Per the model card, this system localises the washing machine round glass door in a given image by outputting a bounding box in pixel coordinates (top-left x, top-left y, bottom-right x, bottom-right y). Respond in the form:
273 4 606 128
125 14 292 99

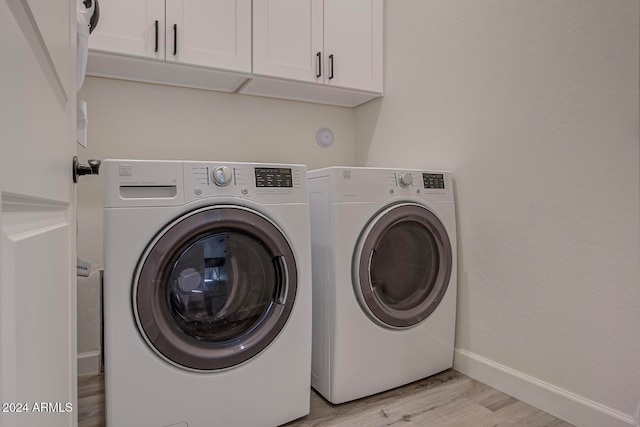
133 206 297 371
354 203 452 328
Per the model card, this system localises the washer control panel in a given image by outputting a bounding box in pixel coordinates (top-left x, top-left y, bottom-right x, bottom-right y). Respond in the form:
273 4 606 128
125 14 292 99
254 167 293 188
184 161 306 203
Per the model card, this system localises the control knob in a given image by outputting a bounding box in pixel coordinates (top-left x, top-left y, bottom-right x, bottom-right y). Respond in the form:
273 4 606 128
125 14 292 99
212 166 232 187
398 172 413 188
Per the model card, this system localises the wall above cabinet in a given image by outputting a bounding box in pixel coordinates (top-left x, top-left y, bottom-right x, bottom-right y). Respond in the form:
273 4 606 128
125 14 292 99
86 0 383 108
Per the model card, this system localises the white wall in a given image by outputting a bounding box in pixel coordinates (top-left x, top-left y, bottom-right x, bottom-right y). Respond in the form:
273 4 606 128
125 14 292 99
76 76 356 374
355 1 639 426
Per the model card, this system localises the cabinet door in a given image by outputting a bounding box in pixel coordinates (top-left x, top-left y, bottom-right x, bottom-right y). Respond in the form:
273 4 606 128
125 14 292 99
166 0 251 73
89 0 165 60
253 0 323 83
323 0 383 92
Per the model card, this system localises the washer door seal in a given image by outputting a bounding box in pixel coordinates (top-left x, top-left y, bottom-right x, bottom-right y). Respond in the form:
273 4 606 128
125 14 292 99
354 203 452 328
134 206 297 371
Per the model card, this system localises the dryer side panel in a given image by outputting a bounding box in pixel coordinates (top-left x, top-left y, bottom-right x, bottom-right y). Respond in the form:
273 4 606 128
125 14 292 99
308 175 332 397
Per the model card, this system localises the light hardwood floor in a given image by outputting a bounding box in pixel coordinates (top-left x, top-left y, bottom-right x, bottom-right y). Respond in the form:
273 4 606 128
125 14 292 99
78 369 573 427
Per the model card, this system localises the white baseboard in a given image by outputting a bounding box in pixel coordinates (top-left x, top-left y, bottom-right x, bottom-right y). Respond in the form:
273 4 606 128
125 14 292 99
454 348 633 427
77 351 101 376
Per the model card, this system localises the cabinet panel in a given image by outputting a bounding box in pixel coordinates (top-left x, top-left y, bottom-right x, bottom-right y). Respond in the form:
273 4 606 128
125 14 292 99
89 0 165 60
240 76 379 107
166 0 251 72
253 0 323 83
323 0 382 92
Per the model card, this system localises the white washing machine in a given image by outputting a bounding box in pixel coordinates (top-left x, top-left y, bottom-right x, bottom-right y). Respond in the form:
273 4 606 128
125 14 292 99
103 160 312 427
307 167 457 404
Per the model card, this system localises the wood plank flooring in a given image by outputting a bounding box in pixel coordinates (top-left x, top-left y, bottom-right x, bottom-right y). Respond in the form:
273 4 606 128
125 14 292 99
78 369 573 427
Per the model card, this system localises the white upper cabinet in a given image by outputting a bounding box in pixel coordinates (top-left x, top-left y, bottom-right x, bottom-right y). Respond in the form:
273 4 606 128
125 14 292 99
89 0 165 60
323 0 382 92
165 0 251 72
252 0 382 93
252 0 323 83
87 0 383 106
89 0 250 72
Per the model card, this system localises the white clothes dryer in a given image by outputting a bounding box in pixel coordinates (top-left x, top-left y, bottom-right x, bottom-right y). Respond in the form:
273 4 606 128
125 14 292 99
307 167 457 404
103 160 312 427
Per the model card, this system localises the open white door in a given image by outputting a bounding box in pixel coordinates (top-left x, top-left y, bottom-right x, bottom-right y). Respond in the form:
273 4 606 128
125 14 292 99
1 0 77 426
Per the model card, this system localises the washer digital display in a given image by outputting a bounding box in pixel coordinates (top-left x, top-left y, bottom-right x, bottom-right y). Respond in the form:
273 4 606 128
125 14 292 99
255 168 293 188
422 173 445 189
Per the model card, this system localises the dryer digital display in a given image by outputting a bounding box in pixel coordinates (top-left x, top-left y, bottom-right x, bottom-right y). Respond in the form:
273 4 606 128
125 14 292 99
255 168 293 188
422 173 445 189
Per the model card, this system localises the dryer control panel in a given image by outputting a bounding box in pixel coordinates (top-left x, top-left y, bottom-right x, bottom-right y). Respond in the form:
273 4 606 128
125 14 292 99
422 173 446 189
308 167 454 203
183 161 307 204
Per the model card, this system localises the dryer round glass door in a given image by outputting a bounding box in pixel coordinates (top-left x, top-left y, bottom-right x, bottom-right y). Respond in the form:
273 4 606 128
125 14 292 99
353 203 452 328
133 206 297 371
